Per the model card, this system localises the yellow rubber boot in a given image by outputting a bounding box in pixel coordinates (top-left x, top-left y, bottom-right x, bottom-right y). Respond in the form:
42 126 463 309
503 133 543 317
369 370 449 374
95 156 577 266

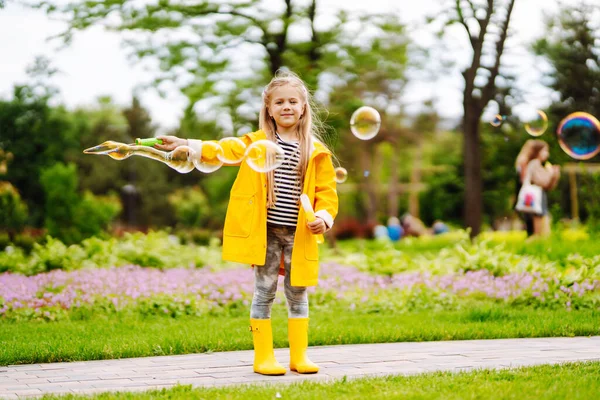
288 318 319 374
250 319 286 375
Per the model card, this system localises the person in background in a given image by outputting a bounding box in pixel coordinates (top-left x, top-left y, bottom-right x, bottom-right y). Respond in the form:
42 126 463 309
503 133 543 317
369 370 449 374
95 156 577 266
514 139 561 237
400 213 448 237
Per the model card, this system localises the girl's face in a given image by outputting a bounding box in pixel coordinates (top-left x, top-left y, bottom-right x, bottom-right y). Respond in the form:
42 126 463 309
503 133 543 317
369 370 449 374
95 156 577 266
268 85 305 131
538 147 549 162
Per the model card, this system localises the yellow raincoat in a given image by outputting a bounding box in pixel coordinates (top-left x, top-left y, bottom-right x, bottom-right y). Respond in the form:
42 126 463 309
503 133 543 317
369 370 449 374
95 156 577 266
188 130 338 286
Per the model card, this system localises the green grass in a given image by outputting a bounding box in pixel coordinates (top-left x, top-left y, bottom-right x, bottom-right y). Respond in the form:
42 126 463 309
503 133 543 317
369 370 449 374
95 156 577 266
2 303 599 366
40 362 600 399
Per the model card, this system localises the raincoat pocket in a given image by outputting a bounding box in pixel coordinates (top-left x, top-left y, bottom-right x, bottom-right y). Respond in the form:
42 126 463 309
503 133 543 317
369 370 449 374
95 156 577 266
224 194 255 238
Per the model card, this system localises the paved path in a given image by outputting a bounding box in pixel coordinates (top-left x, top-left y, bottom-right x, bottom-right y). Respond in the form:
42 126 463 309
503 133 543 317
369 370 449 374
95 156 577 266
2 336 600 399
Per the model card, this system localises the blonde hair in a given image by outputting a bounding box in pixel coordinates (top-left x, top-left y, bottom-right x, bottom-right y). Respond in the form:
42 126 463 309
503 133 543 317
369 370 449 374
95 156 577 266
515 139 549 177
259 70 332 208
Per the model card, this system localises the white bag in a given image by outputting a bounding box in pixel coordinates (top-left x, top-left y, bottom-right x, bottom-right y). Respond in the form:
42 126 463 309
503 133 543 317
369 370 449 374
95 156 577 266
515 163 543 215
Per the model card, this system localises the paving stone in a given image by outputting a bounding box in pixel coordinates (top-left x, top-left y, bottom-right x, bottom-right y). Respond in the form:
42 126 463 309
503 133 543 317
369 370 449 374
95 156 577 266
1 336 599 399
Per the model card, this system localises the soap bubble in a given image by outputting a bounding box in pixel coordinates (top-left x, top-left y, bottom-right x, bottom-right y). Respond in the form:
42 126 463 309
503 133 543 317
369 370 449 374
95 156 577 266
217 137 247 164
245 140 286 173
557 112 600 160
524 110 549 137
514 105 548 137
168 145 197 173
192 141 224 173
490 114 506 127
350 106 381 140
335 167 348 183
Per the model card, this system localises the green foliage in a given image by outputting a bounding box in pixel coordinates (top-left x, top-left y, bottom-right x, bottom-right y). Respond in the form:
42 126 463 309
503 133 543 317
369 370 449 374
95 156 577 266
40 163 121 244
0 182 28 237
531 2 600 225
419 131 464 226
0 231 224 275
40 162 81 243
70 97 178 228
0 87 77 225
334 230 600 285
533 2 600 122
74 191 122 238
168 186 210 228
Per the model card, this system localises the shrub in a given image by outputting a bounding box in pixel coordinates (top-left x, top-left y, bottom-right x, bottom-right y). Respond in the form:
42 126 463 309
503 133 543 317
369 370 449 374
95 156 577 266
168 186 210 228
73 191 122 239
0 181 28 239
40 163 121 244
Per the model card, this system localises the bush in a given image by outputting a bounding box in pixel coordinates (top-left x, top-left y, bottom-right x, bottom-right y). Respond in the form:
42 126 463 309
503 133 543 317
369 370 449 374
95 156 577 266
40 163 121 244
73 191 122 239
0 230 224 275
0 181 29 239
40 163 82 244
0 232 10 250
12 233 37 254
168 186 210 228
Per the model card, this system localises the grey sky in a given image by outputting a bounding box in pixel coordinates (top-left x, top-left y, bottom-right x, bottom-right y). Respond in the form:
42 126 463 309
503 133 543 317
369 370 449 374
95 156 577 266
0 0 577 132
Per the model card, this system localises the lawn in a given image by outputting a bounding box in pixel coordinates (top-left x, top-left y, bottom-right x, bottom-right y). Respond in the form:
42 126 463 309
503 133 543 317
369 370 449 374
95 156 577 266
38 362 600 400
2 303 598 365
1 229 599 366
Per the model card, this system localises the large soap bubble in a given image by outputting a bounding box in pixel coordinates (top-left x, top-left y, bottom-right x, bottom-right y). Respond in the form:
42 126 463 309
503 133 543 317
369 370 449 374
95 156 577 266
350 106 381 140
524 110 549 137
514 105 548 137
245 140 286 173
557 112 600 160
192 141 224 173
217 137 247 164
167 145 197 173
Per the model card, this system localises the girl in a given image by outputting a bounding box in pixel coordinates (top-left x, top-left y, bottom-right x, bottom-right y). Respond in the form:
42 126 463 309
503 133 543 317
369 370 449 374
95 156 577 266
155 71 338 376
515 139 561 237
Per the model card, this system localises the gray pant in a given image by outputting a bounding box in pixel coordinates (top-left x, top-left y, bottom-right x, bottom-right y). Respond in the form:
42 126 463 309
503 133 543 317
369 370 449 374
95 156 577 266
250 224 309 319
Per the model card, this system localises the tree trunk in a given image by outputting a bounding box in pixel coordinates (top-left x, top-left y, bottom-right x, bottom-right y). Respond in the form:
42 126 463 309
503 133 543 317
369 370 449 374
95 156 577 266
463 107 483 237
388 141 400 218
409 140 423 218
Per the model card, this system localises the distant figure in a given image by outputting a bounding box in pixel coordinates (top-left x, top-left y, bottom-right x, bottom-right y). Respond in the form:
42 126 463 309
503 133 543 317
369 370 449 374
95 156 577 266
514 139 561 237
386 216 403 241
400 213 448 237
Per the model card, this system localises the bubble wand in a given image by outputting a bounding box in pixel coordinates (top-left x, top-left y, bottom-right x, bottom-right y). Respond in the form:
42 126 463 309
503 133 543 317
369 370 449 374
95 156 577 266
300 194 324 244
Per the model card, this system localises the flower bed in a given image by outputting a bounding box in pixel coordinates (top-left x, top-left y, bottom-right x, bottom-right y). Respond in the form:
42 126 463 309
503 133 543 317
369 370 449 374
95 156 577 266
2 262 598 321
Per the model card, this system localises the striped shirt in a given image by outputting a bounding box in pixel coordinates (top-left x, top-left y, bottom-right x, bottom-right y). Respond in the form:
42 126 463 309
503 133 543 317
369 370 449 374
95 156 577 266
267 133 302 227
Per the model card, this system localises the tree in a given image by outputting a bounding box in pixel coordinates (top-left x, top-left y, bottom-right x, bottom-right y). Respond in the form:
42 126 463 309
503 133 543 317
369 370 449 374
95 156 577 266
532 1 600 223
533 2 600 122
435 0 517 236
71 97 178 228
0 182 29 241
0 58 78 225
35 0 344 134
40 162 121 244
320 15 411 223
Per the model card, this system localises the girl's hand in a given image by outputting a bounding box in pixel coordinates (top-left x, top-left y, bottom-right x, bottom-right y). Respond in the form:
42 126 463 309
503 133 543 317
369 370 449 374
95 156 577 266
307 217 327 234
155 135 187 151
553 165 561 178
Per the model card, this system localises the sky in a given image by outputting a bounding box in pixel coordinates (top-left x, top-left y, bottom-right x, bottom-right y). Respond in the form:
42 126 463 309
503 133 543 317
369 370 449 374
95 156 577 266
0 0 576 133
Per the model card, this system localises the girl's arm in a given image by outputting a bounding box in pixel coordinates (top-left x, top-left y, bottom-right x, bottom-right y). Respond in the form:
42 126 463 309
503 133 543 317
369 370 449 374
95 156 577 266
547 166 561 191
529 159 555 190
183 132 260 166
313 153 338 230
